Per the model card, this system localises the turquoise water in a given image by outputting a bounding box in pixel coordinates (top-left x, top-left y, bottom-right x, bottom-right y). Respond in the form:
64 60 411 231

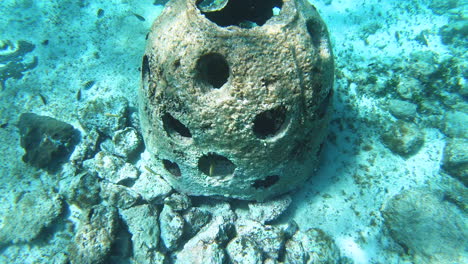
0 0 466 263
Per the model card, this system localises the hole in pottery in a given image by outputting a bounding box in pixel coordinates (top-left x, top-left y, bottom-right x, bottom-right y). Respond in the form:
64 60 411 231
142 55 150 89
196 53 229 88
306 19 324 48
198 153 236 177
253 106 286 139
162 159 181 177
162 113 192 139
196 0 283 28
252 175 279 189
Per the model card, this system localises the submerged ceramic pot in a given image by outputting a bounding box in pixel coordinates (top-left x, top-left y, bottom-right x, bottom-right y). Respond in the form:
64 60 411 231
139 0 334 201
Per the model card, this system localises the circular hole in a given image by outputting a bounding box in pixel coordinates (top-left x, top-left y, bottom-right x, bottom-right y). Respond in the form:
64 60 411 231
196 53 229 88
142 55 150 89
162 159 181 177
162 113 192 139
252 106 286 139
198 153 236 177
252 175 279 189
173 59 181 69
196 0 283 28
306 19 323 48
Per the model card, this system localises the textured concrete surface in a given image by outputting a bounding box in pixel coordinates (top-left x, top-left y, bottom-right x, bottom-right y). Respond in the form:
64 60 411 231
139 0 334 201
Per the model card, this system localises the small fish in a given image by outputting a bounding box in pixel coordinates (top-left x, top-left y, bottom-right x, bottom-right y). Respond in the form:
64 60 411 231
83 80 95 90
97 8 104 18
145 165 158 175
133 13 146 22
76 88 82 101
38 94 47 105
209 162 214 176
104 113 120 118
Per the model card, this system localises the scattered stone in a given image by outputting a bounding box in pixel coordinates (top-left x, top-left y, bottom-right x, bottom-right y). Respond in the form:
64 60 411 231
0 190 63 246
177 205 235 262
90 151 138 185
263 258 278 264
159 204 184 251
112 127 142 159
383 188 468 264
387 99 417 121
120 204 161 264
18 113 80 171
381 121 424 157
227 236 263 264
182 207 212 238
70 205 119 264
164 192 192 211
61 172 101 209
439 21 468 45
100 181 140 209
236 219 285 260
428 0 458 15
284 237 307 264
248 194 292 224
132 170 172 203
195 214 235 245
396 77 423 100
175 239 227 264
78 96 129 136
442 138 468 185
277 220 299 239
101 127 143 160
442 111 468 138
301 228 343 263
69 129 101 165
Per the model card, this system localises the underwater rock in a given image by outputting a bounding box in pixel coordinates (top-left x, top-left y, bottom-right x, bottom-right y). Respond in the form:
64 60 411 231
164 192 192 211
78 96 129 137
285 228 343 264
442 111 468 138
159 204 184 251
175 209 235 264
89 151 139 184
0 190 62 247
381 121 424 157
0 40 38 88
248 194 292 224
427 0 459 15
182 207 212 238
69 129 101 165
101 127 143 160
396 77 423 100
442 138 468 185
236 219 285 260
100 181 140 209
18 113 80 171
175 239 227 264
439 21 468 45
120 204 161 263
139 0 334 201
226 236 263 264
383 188 468 264
60 172 101 209
301 228 343 263
71 205 119 264
284 237 307 264
131 169 172 203
387 99 417 121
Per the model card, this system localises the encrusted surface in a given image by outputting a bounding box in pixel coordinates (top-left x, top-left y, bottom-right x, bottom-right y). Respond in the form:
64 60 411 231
139 0 334 201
